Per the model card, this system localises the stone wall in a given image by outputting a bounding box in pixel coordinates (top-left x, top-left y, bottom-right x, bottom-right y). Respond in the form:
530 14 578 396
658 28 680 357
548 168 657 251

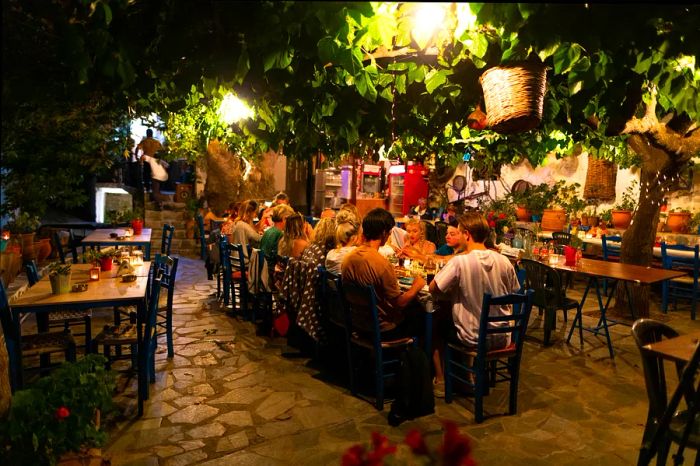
202 141 279 214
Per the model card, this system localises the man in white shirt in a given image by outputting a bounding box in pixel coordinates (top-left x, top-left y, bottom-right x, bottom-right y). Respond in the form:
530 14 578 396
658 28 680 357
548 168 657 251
137 129 168 209
429 212 519 394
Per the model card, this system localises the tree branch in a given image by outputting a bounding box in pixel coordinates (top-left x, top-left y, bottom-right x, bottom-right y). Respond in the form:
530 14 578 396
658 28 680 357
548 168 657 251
622 84 700 156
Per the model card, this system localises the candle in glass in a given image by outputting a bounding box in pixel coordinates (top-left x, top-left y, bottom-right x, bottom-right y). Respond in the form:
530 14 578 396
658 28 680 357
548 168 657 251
89 265 101 281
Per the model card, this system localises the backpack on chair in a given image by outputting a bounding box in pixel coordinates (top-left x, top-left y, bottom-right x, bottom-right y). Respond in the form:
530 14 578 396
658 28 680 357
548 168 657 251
388 346 434 426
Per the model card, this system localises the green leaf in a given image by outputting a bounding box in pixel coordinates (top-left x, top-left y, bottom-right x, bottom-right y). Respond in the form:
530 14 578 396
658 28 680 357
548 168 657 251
101 1 112 25
235 50 250 85
408 64 425 83
466 33 489 59
317 37 338 65
553 43 582 75
425 69 447 94
538 43 559 63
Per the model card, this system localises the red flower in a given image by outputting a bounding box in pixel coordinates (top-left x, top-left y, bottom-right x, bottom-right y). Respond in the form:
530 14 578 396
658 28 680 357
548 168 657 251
366 432 396 463
342 445 366 466
498 213 506 219
440 420 475 466
405 429 429 455
487 212 494 220
488 220 496 228
55 406 70 420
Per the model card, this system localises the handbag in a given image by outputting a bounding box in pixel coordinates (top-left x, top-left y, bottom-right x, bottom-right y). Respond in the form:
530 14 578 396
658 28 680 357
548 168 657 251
272 312 289 337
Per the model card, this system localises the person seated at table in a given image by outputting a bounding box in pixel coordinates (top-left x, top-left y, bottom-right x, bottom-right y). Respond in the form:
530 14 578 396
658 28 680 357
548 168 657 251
409 197 431 219
300 217 337 266
224 201 239 218
273 192 289 206
261 204 295 270
342 208 426 339
429 212 520 381
339 203 361 222
278 213 309 259
433 220 466 258
442 204 458 224
231 200 264 263
389 218 436 262
325 217 361 274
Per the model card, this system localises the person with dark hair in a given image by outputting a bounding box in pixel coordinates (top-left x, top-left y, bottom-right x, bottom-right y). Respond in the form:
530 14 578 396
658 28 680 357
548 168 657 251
429 212 519 348
261 204 295 271
137 128 168 209
342 208 426 337
231 199 263 264
273 192 289 205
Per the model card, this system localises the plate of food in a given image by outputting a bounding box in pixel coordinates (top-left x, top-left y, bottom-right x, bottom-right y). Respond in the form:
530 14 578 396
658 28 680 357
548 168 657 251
71 283 89 292
398 276 414 286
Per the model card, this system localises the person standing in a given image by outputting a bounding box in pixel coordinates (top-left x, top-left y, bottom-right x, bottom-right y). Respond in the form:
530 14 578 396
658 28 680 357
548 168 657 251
137 129 168 209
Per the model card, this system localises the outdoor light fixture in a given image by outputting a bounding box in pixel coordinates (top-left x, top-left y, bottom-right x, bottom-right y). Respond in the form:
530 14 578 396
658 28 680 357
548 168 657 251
218 93 253 125
412 3 447 48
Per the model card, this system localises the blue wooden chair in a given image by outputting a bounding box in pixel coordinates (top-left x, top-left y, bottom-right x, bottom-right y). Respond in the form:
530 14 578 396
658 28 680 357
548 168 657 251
342 281 419 410
24 261 92 349
0 280 77 391
601 234 622 294
153 254 179 358
661 242 700 320
444 290 534 423
52 230 80 264
160 224 175 255
217 235 230 305
228 243 250 319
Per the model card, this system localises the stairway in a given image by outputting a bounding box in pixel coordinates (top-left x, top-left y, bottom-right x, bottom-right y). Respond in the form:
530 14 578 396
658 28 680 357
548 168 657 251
144 192 200 258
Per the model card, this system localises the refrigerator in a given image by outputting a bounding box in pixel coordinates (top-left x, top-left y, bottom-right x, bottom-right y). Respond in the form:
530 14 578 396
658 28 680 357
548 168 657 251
313 168 343 214
388 162 429 216
361 164 382 194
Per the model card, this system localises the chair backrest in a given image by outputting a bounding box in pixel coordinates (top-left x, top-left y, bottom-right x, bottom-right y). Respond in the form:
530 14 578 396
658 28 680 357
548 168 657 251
422 221 438 246
318 265 347 328
601 234 622 261
342 281 384 349
520 259 567 310
52 230 78 264
154 253 179 309
475 290 534 362
434 221 448 248
161 224 175 255
551 231 571 246
631 319 683 423
228 243 248 287
25 260 40 286
661 242 700 278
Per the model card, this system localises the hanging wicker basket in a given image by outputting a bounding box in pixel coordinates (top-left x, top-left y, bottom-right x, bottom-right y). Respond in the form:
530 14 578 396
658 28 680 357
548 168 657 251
583 155 617 201
479 62 547 134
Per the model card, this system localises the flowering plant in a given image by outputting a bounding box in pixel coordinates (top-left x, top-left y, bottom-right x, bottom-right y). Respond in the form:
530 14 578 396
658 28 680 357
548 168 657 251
0 355 116 465
342 420 476 466
479 198 516 237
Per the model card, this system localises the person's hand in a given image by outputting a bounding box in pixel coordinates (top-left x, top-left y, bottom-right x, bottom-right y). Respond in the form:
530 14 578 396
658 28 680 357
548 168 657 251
412 275 427 289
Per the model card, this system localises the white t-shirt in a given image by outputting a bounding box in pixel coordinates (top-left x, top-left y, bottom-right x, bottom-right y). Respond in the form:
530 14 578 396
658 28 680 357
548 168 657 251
325 246 356 275
433 249 520 345
142 155 168 182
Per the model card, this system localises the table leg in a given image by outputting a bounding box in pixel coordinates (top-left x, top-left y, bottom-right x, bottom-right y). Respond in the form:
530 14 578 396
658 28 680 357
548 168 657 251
567 277 594 345
567 277 616 358
144 243 151 261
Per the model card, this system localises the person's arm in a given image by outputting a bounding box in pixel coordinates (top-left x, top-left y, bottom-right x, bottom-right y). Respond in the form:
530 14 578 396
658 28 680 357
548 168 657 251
393 275 426 308
429 258 458 295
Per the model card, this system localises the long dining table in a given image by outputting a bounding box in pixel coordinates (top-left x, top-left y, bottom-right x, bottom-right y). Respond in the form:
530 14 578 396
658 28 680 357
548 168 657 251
543 257 687 358
11 262 151 412
82 228 153 260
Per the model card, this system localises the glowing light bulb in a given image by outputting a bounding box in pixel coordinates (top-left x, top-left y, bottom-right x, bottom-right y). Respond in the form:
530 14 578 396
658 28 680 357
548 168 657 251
412 3 447 49
218 93 254 125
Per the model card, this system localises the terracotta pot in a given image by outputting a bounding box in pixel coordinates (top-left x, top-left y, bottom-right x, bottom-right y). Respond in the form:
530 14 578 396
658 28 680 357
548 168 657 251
541 209 567 232
515 205 532 222
99 256 113 271
35 238 52 263
20 232 36 261
667 212 691 233
131 219 143 235
611 210 633 229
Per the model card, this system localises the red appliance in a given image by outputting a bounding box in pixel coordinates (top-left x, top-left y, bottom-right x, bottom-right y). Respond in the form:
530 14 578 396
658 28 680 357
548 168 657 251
361 164 381 194
388 162 429 215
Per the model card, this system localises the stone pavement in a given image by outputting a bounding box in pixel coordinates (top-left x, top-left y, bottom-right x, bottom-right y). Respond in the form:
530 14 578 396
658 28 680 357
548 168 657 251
100 257 700 465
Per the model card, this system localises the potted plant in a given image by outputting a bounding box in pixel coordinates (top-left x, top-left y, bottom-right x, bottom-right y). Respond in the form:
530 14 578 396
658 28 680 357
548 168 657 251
6 212 41 261
551 182 586 228
523 183 553 222
0 355 116 465
667 207 692 233
612 180 637 229
96 250 117 272
507 190 532 222
600 208 613 228
689 210 700 235
479 197 516 241
47 261 72 294
126 208 145 236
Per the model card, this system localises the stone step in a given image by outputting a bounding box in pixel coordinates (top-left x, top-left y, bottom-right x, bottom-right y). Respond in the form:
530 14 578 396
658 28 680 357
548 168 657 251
145 210 188 223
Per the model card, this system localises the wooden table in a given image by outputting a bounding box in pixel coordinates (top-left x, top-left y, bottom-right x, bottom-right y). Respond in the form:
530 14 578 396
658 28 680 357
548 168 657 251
11 263 151 412
644 331 700 363
82 228 153 260
547 258 687 358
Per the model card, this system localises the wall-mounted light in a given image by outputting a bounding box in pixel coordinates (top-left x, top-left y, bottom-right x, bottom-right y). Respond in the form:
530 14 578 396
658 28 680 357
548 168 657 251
412 3 447 49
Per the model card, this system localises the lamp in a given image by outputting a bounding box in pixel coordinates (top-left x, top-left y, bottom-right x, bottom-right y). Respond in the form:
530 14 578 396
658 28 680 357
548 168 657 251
89 265 101 281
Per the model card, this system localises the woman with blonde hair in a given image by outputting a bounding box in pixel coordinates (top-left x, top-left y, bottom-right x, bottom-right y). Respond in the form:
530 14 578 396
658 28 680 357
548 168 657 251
325 218 360 274
390 218 436 261
301 217 337 266
278 213 309 259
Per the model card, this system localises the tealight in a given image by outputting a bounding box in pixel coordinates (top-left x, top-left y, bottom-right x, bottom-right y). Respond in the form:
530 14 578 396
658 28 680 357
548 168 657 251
89 265 101 281
132 250 144 265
